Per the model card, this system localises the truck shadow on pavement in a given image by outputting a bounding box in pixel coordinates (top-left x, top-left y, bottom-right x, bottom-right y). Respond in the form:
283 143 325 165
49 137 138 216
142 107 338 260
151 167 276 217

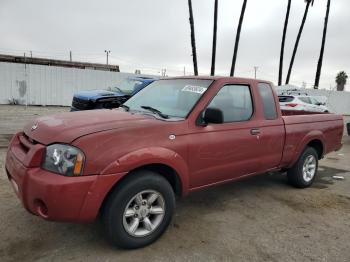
312 166 349 189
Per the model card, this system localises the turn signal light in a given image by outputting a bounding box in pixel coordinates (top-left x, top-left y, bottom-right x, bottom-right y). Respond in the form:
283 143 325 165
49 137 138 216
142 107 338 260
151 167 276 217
73 153 84 175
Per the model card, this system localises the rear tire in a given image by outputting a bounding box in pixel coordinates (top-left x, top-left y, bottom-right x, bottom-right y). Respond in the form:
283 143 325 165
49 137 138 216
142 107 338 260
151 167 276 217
102 170 175 249
287 147 318 188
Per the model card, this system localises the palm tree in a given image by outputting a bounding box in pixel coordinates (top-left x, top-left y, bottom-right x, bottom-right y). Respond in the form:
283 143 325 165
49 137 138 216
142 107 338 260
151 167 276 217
230 0 248 77
314 0 331 89
211 0 219 76
336 71 348 91
278 0 292 86
188 0 198 76
285 0 314 84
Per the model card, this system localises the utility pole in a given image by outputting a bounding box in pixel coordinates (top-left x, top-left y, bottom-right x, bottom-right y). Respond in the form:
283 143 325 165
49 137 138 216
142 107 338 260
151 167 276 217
184 66 186 76
254 66 259 79
69 51 72 62
30 51 32 58
104 50 111 65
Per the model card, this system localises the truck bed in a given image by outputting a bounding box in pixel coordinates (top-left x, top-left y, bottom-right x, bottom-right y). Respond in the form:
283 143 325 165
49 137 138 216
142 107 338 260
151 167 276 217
280 112 344 168
281 110 327 116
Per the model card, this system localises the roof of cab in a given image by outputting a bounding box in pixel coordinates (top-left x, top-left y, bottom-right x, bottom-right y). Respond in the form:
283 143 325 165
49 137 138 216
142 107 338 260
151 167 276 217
162 76 273 86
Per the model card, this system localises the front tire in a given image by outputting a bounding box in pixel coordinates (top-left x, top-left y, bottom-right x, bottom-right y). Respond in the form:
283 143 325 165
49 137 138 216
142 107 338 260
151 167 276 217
287 147 318 188
102 170 175 249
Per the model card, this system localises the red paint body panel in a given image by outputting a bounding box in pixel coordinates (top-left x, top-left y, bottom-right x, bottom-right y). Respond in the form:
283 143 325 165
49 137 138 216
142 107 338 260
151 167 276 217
6 145 127 222
5 77 344 223
281 114 344 167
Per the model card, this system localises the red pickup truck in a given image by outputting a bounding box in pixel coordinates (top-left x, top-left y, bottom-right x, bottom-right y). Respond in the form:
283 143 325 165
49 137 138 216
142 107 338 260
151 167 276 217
5 77 343 249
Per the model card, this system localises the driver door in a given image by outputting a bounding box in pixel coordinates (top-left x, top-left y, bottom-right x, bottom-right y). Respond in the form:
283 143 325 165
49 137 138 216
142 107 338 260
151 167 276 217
187 84 262 188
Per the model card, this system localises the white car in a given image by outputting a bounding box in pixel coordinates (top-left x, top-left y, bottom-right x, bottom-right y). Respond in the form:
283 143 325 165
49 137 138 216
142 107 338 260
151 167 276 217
279 95 329 113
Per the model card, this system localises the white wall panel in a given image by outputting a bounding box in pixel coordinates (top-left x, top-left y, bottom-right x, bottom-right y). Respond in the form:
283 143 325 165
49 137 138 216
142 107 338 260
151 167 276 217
0 62 146 106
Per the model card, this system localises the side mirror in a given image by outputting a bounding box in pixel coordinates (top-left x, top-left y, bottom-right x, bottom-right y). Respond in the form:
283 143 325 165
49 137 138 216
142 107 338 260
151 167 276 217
202 107 224 125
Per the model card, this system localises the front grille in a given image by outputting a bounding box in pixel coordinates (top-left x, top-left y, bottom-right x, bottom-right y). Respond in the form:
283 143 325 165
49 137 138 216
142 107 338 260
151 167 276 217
97 97 125 109
72 97 90 110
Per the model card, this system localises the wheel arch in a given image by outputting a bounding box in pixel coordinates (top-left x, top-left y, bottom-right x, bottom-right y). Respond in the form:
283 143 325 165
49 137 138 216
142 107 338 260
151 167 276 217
288 131 325 168
307 139 324 160
98 147 190 218
99 162 184 219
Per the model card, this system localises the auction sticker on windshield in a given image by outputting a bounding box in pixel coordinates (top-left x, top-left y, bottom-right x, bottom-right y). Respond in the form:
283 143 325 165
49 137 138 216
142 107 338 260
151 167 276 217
181 85 207 94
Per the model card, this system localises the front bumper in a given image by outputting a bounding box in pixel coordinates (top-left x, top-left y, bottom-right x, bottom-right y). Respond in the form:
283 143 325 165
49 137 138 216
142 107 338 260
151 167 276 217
5 133 126 222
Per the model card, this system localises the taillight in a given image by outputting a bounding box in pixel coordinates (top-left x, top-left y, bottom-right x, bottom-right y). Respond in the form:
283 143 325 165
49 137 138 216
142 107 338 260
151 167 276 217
286 103 298 107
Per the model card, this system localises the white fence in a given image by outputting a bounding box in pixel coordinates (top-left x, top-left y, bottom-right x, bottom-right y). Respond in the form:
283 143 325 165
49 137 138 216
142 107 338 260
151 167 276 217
0 62 151 106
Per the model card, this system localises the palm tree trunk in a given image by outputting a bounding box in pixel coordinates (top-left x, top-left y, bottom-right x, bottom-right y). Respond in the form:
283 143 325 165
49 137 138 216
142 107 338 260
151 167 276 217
188 0 198 76
314 0 331 89
337 84 344 91
278 0 292 86
210 0 218 76
285 1 311 84
230 0 248 77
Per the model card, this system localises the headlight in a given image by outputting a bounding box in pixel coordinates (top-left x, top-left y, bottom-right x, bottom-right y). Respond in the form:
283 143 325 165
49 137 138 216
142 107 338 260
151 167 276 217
42 144 85 176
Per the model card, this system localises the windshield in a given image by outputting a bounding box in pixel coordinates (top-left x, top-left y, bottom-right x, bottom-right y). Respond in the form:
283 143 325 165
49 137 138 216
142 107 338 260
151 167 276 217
111 79 144 95
124 79 213 118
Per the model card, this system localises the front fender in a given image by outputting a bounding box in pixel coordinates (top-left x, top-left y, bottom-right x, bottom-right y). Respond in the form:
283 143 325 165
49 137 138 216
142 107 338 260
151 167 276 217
101 147 190 196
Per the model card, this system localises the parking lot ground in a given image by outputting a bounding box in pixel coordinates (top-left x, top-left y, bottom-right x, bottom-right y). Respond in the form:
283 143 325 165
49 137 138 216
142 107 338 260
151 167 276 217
0 105 69 136
0 105 350 262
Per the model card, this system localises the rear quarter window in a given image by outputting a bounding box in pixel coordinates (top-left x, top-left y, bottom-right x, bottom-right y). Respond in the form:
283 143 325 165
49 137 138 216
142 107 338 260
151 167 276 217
258 83 278 120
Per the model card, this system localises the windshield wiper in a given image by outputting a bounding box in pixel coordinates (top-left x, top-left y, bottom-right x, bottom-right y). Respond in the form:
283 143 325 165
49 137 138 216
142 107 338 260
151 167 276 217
141 106 169 119
113 87 123 93
119 104 130 111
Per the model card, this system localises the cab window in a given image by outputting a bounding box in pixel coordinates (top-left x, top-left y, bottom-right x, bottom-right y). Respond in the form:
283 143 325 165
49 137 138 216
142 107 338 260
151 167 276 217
207 85 253 123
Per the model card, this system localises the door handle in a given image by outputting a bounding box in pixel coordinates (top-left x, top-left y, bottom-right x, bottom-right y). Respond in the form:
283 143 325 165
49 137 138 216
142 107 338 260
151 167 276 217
250 128 261 136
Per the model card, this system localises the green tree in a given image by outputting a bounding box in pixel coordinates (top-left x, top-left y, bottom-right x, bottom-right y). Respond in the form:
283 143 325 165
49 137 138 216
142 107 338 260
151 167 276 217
336 71 348 91
286 0 314 84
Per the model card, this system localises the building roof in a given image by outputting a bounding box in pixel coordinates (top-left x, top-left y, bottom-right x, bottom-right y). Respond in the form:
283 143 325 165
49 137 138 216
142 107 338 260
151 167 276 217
0 54 119 72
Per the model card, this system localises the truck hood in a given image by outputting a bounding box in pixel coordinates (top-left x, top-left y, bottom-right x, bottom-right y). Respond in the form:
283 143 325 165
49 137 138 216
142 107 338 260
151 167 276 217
74 89 125 101
23 109 155 145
